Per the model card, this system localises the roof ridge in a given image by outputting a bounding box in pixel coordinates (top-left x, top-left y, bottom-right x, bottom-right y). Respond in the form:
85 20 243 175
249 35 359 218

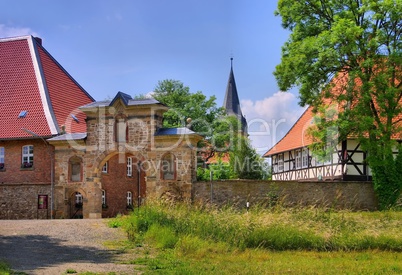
263 106 311 157
0 35 33 42
28 35 59 135
0 35 94 138
32 37 95 102
110 91 132 106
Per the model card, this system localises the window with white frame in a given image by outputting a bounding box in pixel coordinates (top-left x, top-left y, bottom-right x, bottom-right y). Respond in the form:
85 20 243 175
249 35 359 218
272 156 278 173
102 190 106 206
75 192 83 205
295 149 302 169
127 157 132 176
302 148 309 168
102 161 108 173
0 147 4 170
127 191 132 206
278 154 284 172
22 145 33 168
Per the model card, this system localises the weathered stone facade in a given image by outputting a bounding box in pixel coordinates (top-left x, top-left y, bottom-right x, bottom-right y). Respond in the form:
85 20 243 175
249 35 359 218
0 184 51 219
49 93 201 219
192 180 380 210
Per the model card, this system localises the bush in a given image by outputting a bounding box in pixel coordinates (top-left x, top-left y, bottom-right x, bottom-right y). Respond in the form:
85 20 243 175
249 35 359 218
197 159 234 181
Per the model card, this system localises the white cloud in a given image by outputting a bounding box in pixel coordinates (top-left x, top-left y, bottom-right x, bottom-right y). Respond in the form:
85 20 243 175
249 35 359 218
241 91 306 155
0 24 38 38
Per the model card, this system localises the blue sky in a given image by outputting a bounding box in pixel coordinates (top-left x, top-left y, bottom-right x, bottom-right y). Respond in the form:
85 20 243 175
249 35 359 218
0 0 305 154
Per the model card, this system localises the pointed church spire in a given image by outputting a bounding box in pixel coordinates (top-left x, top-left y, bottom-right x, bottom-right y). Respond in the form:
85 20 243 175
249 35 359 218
223 58 248 134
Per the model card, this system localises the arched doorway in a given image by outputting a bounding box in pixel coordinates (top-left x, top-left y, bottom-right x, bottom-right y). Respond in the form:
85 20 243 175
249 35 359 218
100 153 146 218
69 192 83 219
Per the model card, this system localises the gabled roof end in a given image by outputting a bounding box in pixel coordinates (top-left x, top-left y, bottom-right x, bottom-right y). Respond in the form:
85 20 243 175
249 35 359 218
110 91 132 106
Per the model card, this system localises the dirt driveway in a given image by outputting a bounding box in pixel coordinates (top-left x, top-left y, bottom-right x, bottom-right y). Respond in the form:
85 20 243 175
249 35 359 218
0 219 139 275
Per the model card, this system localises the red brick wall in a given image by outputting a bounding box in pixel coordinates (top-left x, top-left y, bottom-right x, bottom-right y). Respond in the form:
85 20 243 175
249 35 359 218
0 139 53 184
101 154 145 217
0 139 53 219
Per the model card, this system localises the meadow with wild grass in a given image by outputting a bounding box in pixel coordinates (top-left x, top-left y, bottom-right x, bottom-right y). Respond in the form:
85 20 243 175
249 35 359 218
110 201 402 274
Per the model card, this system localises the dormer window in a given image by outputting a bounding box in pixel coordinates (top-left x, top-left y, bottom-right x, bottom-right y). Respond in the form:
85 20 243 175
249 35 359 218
18 110 28 118
71 114 79 123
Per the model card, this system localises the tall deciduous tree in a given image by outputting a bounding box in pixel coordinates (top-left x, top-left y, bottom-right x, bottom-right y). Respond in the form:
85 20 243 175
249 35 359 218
275 0 402 209
153 79 227 161
153 79 225 133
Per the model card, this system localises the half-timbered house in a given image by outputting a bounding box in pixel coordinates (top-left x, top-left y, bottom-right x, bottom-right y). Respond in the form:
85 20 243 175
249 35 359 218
264 106 371 181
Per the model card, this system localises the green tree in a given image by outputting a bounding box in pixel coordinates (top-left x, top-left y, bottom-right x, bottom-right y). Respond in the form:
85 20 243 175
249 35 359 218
153 79 225 133
229 134 269 179
153 79 232 162
275 0 402 209
196 159 233 181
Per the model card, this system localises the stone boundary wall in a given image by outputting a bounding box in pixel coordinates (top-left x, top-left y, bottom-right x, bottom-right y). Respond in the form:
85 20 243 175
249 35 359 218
0 184 51 219
192 180 378 211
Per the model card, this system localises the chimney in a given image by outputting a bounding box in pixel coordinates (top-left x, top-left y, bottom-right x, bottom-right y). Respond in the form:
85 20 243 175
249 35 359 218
34 37 42 45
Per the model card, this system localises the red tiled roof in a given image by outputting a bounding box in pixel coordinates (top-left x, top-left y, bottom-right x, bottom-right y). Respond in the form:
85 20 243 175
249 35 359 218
264 68 402 157
206 152 230 164
264 106 314 157
0 36 94 139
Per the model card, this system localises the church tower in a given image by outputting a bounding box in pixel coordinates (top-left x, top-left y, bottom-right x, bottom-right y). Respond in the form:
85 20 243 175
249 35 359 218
223 58 248 135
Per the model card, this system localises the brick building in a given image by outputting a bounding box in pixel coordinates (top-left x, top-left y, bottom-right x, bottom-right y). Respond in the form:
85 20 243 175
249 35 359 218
49 92 201 219
0 35 201 219
0 35 94 219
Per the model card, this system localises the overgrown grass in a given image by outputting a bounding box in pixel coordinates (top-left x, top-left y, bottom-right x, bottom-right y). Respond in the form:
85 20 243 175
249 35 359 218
113 200 402 274
0 260 27 275
0 261 13 275
120 201 402 252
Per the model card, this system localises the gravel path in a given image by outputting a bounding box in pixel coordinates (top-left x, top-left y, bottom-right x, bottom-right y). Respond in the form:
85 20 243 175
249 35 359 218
0 219 139 275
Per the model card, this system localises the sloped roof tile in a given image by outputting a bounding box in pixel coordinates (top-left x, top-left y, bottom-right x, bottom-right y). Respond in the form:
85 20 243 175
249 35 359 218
265 69 402 157
264 106 314 156
0 36 94 139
